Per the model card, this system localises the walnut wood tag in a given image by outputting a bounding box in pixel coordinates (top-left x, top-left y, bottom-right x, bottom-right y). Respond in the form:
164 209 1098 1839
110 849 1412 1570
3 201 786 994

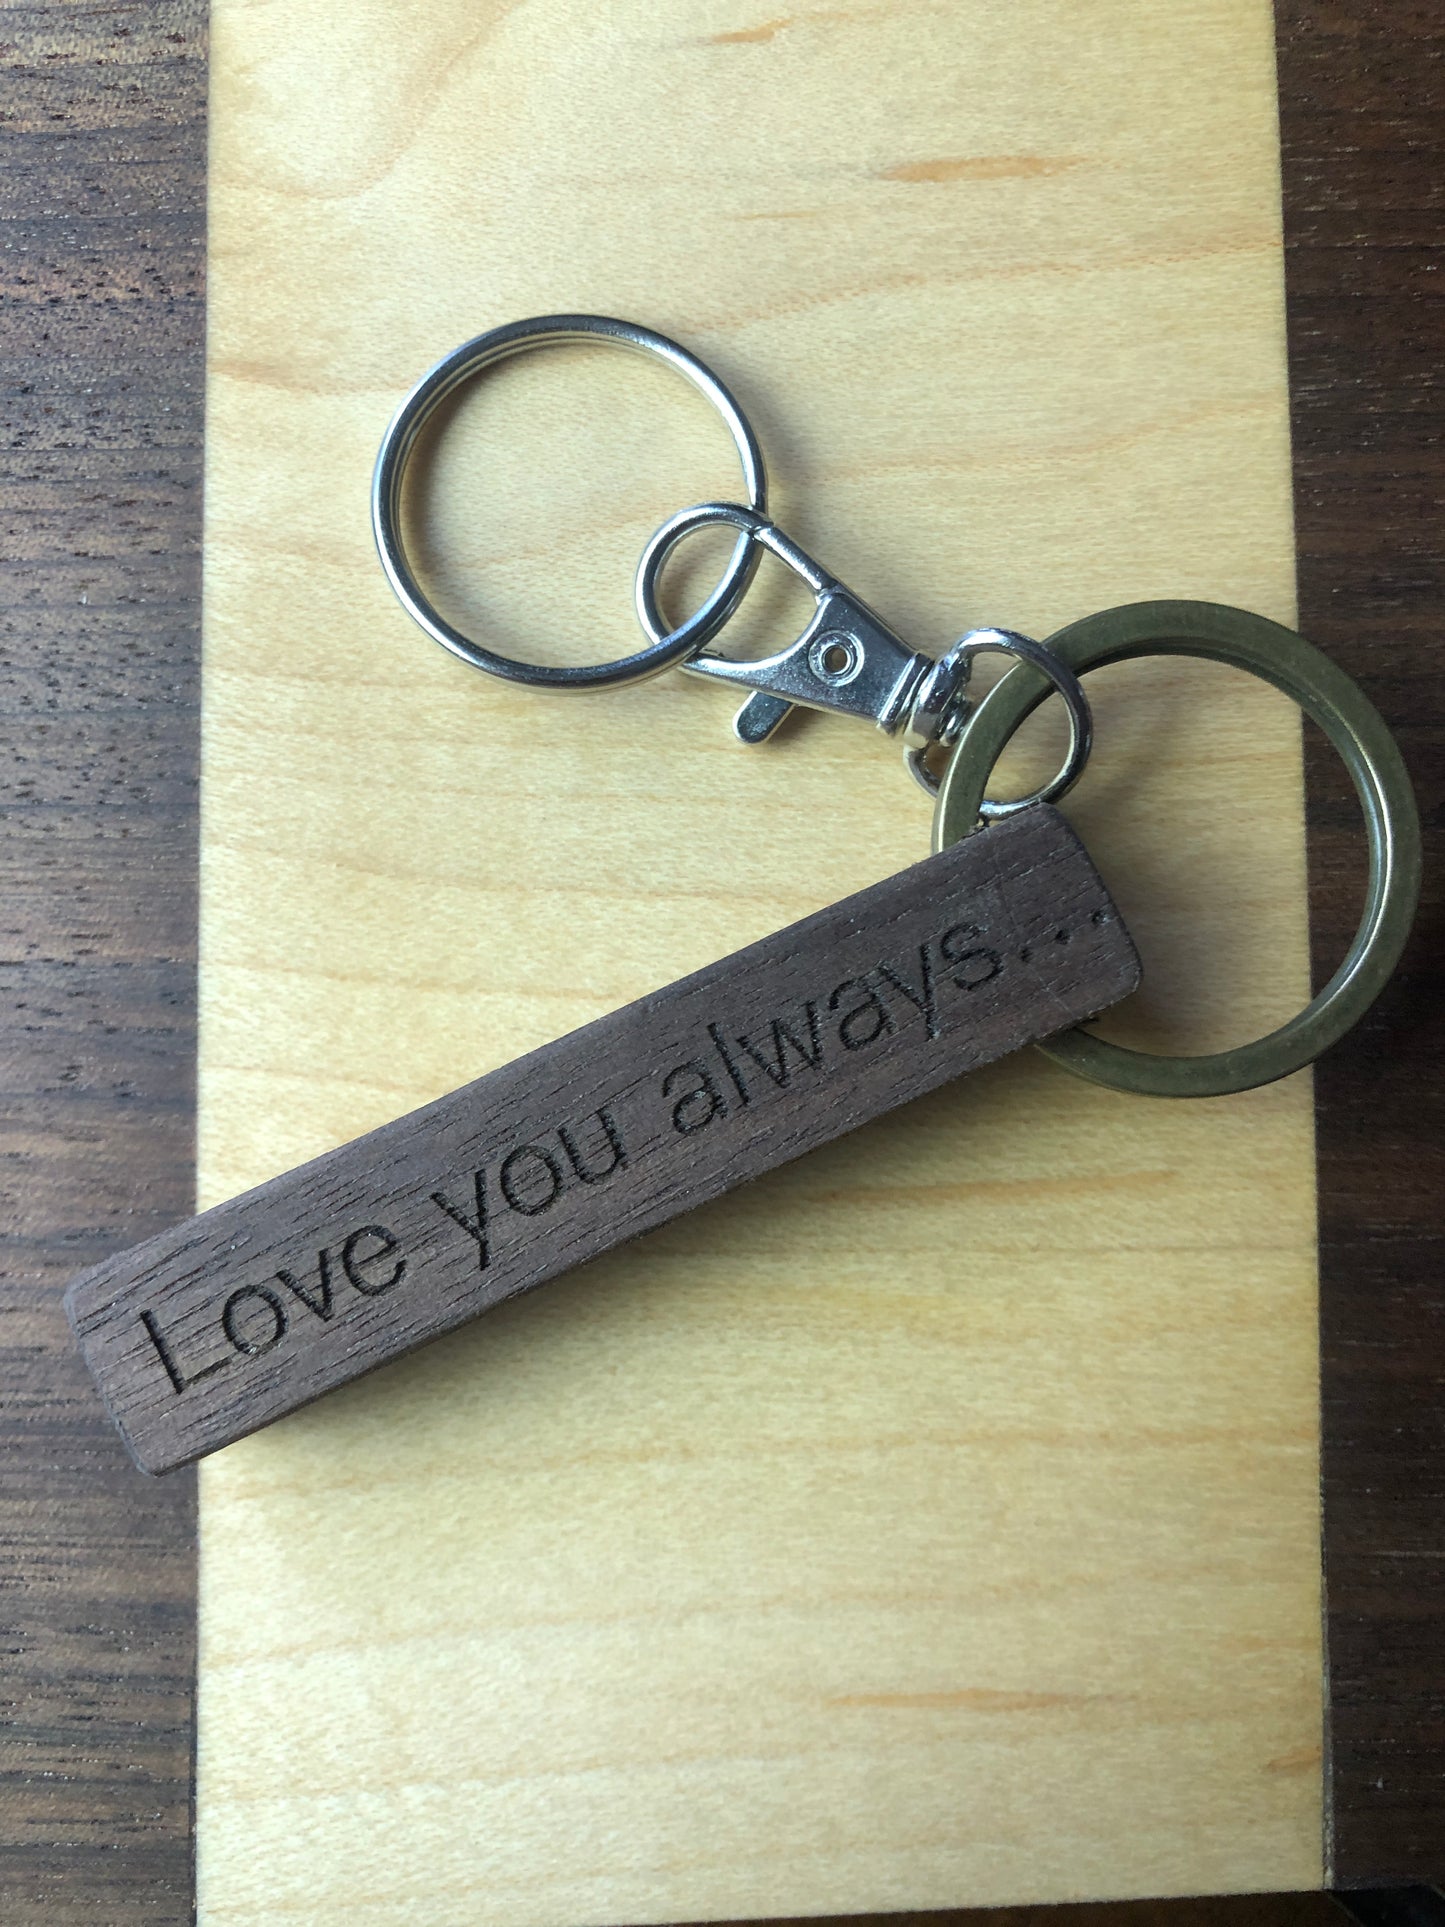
66 806 1139 1474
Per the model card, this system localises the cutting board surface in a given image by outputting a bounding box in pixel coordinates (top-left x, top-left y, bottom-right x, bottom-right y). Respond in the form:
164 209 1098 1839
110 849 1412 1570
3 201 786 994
197 1 1321 1919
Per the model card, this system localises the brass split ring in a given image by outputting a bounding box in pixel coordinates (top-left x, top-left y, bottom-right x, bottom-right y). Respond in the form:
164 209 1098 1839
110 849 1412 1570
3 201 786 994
934 600 1421 1097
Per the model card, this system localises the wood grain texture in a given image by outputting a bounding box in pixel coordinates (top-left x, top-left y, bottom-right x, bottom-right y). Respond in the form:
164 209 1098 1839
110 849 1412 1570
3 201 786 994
70 809 1140 1474
10 0 1437 1916
0 3 205 1921
194 0 1323 1919
1274 0 1445 1888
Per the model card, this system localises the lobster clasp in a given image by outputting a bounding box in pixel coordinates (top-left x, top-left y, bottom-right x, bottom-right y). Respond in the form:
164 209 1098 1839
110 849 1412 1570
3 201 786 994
636 503 941 745
634 501 1092 804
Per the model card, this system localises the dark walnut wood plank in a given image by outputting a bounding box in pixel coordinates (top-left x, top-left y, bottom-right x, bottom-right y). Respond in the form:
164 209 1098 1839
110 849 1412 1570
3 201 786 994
0 4 205 1923
67 807 1140 1474
1275 0 1445 1890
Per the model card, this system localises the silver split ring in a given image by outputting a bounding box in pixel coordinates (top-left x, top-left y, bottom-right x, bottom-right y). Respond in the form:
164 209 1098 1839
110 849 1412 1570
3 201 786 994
922 628 1093 816
371 315 767 690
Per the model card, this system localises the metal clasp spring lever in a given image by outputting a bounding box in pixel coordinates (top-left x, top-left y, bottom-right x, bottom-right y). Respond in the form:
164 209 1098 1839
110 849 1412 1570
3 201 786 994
635 501 1092 804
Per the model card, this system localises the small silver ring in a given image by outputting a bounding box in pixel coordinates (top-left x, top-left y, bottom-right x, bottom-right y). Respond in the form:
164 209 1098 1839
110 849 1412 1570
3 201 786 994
928 628 1093 816
636 500 830 645
372 316 767 690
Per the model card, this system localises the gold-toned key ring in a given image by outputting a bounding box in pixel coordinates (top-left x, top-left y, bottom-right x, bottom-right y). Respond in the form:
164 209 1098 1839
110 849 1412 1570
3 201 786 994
933 599 1422 1097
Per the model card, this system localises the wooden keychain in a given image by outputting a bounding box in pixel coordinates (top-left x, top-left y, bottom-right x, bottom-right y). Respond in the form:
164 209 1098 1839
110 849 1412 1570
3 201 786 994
65 315 1422 1475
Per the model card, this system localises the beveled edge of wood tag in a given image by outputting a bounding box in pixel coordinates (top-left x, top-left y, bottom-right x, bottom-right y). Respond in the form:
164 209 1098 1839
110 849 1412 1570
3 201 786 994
67 807 1140 1473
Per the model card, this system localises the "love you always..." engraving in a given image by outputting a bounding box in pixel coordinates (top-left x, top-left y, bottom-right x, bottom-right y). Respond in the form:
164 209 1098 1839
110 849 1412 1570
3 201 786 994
67 806 1140 1474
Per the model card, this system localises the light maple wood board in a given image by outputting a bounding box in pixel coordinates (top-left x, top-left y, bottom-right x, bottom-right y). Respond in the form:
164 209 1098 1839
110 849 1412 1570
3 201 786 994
196 1 1321 1920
